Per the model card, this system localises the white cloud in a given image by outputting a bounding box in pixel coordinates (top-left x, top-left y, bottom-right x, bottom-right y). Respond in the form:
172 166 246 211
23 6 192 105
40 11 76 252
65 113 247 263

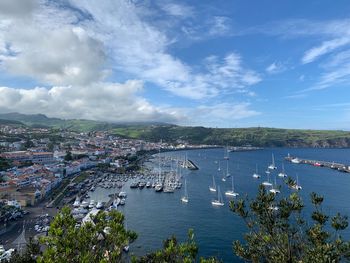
208 16 232 36
312 64 350 90
252 18 350 38
191 103 260 127
327 49 350 67
160 2 193 18
160 53 261 100
2 26 106 86
302 37 350 64
66 1 258 100
266 62 286 74
260 19 350 91
0 81 182 123
0 1 106 86
0 0 37 18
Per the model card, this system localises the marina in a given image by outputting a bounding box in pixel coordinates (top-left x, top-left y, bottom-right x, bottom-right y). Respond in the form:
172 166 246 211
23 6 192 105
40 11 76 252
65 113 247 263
2 147 350 262
124 148 350 261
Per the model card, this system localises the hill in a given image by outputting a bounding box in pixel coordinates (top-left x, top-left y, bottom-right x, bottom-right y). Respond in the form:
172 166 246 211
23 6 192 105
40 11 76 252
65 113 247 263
0 113 350 147
0 112 171 132
111 126 350 148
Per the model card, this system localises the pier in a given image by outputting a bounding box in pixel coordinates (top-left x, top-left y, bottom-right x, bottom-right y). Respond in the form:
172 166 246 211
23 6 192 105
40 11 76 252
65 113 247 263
285 155 350 173
184 159 199 170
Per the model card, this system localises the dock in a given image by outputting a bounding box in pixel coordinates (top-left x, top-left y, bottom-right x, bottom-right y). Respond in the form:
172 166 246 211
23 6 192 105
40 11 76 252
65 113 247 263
184 159 199 170
285 155 350 173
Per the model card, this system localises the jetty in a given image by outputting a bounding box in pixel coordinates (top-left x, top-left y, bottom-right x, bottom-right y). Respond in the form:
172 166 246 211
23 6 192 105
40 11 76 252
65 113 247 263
285 155 350 173
184 159 199 170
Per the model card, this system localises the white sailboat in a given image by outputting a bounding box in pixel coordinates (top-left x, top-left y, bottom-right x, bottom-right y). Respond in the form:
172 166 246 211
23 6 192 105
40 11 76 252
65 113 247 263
262 172 272 186
181 179 189 203
155 148 163 192
291 174 302 190
182 152 188 168
269 176 280 194
218 161 221 171
253 164 260 178
269 204 279 211
209 175 217 192
221 170 226 182
225 175 239 197
211 186 224 206
225 160 230 178
224 146 229 160
268 153 277 170
278 163 287 178
123 221 130 252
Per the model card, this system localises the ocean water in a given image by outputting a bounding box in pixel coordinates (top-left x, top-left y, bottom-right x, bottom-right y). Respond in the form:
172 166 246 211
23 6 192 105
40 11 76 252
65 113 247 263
90 148 350 262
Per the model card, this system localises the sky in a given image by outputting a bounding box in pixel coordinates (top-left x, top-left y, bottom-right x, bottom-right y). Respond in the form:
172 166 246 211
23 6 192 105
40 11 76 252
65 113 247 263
0 0 350 129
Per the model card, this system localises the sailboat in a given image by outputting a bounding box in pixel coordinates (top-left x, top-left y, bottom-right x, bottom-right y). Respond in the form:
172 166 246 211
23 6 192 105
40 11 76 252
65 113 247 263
225 176 239 197
252 164 260 178
123 221 130 252
211 186 224 206
269 204 279 211
269 176 280 194
223 146 229 160
218 161 221 171
278 163 287 178
155 148 163 192
181 179 189 203
291 174 302 190
209 175 217 192
225 160 230 178
221 170 226 182
262 172 272 186
268 153 277 170
182 152 188 168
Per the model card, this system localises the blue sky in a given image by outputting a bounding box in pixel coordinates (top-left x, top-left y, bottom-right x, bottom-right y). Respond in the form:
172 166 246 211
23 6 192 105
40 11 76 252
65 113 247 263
0 0 350 129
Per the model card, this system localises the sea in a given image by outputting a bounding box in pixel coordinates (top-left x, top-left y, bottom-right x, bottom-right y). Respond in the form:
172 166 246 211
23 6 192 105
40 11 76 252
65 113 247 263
88 148 350 262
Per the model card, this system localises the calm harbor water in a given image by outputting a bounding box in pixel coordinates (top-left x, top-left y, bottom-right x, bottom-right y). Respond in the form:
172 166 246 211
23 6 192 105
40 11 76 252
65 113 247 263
90 148 350 262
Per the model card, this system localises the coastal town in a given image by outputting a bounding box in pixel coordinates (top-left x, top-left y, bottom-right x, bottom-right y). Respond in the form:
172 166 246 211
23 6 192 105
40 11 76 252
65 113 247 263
0 124 215 260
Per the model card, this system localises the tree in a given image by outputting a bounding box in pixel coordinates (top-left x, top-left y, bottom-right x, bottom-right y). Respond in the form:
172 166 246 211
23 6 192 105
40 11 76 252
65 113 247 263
64 151 73 161
0 157 12 171
135 229 220 263
38 206 137 263
230 183 350 262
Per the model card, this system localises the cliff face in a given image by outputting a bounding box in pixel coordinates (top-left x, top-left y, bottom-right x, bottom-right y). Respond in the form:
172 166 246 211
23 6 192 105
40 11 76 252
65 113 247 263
308 138 350 148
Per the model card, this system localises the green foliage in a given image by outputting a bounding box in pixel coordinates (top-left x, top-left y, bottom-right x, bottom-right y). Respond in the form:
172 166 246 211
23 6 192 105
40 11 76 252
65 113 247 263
64 151 73 161
230 185 350 262
135 229 220 263
38 206 137 263
112 126 350 147
0 157 12 171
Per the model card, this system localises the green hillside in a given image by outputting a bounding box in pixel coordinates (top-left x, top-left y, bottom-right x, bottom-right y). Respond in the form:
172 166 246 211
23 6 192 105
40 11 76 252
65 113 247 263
1 113 350 147
111 126 350 147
